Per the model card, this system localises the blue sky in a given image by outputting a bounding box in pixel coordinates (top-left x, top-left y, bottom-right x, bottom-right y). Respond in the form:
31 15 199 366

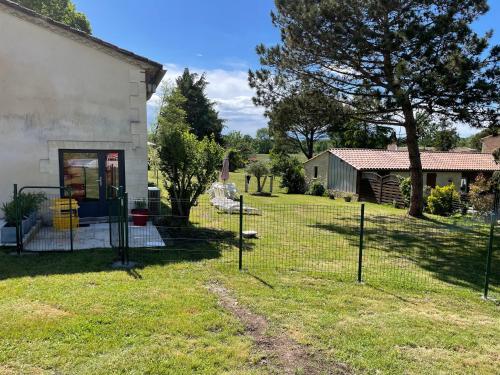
73 0 499 137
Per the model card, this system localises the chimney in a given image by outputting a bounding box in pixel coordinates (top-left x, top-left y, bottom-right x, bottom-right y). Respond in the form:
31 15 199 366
387 141 398 151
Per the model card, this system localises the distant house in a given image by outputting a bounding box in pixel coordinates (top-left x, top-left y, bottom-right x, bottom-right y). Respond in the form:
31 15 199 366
481 135 500 154
0 0 165 217
304 149 499 204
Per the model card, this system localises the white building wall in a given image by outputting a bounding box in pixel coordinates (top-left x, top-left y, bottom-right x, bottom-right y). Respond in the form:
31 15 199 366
0 8 150 213
390 171 463 189
328 154 357 193
304 152 331 187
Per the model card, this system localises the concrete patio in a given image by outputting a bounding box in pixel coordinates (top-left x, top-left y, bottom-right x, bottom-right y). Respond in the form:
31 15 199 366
22 222 165 251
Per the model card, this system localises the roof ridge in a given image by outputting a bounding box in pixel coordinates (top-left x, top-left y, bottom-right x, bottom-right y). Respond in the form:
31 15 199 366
329 147 487 155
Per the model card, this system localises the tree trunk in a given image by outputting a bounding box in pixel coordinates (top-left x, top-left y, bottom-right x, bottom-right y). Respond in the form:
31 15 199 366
170 198 191 226
402 101 424 217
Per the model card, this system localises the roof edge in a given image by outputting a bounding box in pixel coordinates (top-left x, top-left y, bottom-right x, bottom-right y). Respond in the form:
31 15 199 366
0 0 164 71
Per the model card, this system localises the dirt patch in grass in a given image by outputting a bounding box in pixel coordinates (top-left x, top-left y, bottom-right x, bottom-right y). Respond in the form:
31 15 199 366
207 281 351 375
7 300 71 319
0 364 47 375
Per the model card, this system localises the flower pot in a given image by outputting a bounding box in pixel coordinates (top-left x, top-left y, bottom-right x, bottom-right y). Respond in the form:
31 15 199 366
21 217 31 235
1 225 17 244
131 208 149 226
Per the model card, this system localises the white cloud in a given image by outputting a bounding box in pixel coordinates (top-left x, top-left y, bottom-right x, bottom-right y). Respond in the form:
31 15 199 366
147 63 266 135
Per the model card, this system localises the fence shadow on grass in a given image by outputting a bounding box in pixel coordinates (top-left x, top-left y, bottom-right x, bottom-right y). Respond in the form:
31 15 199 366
0 225 239 281
313 213 498 291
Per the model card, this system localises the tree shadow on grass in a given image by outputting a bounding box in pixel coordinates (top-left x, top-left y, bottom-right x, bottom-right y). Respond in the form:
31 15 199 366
0 226 241 281
311 213 499 292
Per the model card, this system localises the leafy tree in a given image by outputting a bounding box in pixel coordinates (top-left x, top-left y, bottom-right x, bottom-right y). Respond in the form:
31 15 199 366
330 120 395 149
226 148 246 172
270 152 307 193
468 174 496 215
246 161 270 193
417 115 460 151
176 68 224 143
224 131 255 155
250 0 499 217
255 128 273 154
16 0 91 33
267 88 344 159
156 88 223 223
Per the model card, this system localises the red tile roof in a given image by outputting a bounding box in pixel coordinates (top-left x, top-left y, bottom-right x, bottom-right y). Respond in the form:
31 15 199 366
328 149 500 171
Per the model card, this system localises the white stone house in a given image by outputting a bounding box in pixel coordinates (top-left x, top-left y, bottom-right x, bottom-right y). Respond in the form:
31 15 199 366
0 0 165 217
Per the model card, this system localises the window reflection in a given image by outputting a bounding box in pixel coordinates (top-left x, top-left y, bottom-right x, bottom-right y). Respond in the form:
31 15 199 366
63 152 100 201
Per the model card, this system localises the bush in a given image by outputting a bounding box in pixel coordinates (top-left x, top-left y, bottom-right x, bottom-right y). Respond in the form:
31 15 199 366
398 177 411 207
1 192 46 225
281 164 307 194
469 174 495 215
307 181 326 196
226 148 247 172
426 184 460 216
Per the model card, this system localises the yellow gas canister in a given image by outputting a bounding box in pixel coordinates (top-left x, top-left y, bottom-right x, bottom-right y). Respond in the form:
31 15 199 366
50 198 79 230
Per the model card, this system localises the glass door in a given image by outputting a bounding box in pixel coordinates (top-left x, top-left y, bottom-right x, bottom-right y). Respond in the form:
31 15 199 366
60 150 125 217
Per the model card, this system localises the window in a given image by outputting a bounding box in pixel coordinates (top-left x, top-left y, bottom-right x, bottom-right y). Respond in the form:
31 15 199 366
314 166 319 178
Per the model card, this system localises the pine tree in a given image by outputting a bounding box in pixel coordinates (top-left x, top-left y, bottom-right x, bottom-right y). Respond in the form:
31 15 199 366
176 68 225 144
250 0 499 217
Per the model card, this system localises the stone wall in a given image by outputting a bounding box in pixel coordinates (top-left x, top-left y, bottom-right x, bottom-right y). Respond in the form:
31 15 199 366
0 8 150 214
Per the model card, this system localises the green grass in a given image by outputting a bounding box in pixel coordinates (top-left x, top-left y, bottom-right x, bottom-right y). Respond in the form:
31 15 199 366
0 170 498 374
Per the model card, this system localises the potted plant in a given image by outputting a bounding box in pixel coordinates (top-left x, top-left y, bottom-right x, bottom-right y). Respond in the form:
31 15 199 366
344 195 353 202
131 199 149 226
1 199 29 243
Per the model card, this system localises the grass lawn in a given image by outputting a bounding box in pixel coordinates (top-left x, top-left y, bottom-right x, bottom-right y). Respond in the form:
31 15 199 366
0 170 499 374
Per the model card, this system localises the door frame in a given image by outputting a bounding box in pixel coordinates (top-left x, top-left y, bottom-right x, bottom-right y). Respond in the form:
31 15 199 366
58 149 126 217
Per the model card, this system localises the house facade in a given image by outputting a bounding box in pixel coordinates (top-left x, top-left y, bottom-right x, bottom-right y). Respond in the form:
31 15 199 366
481 135 500 154
0 0 165 217
304 149 500 201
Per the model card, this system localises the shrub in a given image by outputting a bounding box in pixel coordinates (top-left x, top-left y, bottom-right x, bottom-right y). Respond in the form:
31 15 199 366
398 176 411 207
246 161 270 193
1 192 46 225
307 181 326 196
281 164 307 194
469 174 495 215
426 184 460 216
226 148 247 172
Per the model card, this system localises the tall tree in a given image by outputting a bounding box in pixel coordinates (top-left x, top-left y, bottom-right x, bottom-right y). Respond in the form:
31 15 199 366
330 120 395 149
267 88 345 159
16 0 91 33
156 87 223 223
250 0 498 217
255 128 274 154
417 115 460 151
176 68 225 144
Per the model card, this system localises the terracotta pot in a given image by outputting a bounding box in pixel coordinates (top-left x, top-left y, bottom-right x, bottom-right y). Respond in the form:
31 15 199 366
131 208 149 226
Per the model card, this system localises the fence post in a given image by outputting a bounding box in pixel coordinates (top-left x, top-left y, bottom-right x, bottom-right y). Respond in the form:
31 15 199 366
14 184 21 255
68 188 74 252
358 203 365 283
123 191 129 264
239 195 243 270
483 212 496 299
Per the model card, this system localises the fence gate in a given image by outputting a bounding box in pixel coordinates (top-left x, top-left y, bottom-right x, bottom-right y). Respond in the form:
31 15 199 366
13 185 75 253
359 172 405 207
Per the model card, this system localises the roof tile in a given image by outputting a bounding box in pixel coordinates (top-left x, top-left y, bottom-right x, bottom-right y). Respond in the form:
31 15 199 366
328 149 500 171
